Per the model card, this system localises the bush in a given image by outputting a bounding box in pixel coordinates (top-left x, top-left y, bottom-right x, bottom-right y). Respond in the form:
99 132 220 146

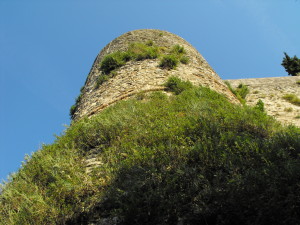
164 76 193 95
159 55 179 70
2 78 300 224
128 42 159 61
95 74 110 88
255 99 265 112
180 55 190 64
225 81 249 104
98 42 160 79
98 43 189 84
281 52 300 76
283 93 300 106
171 44 186 55
100 52 126 74
69 91 83 119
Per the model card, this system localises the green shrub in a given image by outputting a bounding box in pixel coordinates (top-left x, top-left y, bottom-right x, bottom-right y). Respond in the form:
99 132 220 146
284 107 293 112
69 105 77 118
225 81 249 104
255 99 265 112
98 43 188 82
128 42 159 61
69 91 83 119
98 42 160 77
95 74 110 88
171 44 186 55
100 52 126 74
164 76 193 95
145 40 154 46
159 55 179 70
2 78 300 224
179 55 189 64
236 83 249 99
283 93 300 106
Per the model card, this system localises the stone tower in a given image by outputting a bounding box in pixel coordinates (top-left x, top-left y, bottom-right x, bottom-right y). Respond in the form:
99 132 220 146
72 29 238 120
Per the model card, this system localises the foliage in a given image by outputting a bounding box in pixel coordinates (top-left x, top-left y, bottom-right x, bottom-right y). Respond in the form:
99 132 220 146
164 76 193 95
180 55 190 64
283 93 300 106
255 99 265 112
2 78 300 225
171 44 186 55
128 42 159 61
69 87 84 119
99 52 127 75
99 42 160 75
225 81 249 104
159 55 179 70
281 52 300 76
95 74 110 88
97 43 189 87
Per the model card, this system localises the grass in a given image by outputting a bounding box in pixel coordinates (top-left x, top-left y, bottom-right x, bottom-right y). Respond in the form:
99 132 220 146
69 87 84 119
99 42 160 76
255 99 265 112
159 55 179 70
283 93 300 106
225 81 249 104
284 107 293 112
2 77 300 224
97 42 189 88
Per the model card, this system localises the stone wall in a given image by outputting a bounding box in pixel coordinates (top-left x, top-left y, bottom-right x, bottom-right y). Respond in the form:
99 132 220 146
226 76 300 127
73 29 239 120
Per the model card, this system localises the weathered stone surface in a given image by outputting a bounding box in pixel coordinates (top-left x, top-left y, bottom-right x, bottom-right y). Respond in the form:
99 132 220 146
73 29 239 120
226 76 300 127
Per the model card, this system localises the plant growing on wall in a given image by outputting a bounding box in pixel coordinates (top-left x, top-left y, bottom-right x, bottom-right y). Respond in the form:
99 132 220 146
225 82 249 104
96 42 190 88
69 87 84 119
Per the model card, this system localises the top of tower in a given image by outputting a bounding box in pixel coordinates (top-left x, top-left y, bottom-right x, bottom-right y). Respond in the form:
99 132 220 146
71 29 239 120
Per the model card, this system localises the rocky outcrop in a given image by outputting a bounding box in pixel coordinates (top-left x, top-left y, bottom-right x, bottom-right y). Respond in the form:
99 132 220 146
72 29 239 120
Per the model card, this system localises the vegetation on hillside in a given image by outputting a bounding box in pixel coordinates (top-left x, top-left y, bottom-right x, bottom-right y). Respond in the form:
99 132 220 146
1 78 300 225
224 81 249 104
281 52 300 76
283 93 300 106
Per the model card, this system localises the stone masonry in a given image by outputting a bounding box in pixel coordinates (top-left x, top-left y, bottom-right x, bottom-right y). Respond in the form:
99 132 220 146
73 29 239 120
227 76 300 127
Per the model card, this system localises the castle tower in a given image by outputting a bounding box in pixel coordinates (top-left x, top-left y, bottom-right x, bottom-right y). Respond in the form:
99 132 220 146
72 29 239 120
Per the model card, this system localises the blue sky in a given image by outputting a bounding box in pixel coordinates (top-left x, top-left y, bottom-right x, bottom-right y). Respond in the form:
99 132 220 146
0 0 299 181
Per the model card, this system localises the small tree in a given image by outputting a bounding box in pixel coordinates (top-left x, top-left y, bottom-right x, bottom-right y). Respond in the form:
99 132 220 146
281 52 300 76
